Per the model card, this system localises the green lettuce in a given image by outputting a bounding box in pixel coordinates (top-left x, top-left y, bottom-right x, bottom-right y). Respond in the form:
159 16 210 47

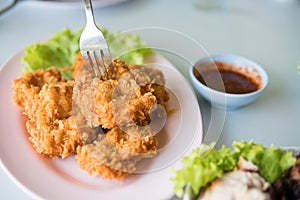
232 141 296 183
171 143 238 197
107 31 153 65
22 28 81 80
171 141 296 198
22 28 153 80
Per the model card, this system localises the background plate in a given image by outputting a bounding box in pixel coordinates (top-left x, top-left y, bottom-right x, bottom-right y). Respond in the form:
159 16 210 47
25 0 131 9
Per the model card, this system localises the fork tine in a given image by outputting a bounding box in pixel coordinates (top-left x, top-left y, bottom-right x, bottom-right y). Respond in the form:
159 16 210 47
98 47 113 80
80 0 114 80
92 51 104 78
94 50 109 80
86 51 98 78
101 50 115 80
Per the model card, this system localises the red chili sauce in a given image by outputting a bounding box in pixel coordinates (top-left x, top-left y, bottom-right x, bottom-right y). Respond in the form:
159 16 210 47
193 61 260 94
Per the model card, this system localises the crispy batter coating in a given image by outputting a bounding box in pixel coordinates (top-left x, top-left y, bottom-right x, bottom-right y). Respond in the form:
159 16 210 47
109 65 169 130
12 68 82 158
26 116 80 158
72 56 169 180
71 53 130 80
94 79 118 129
71 54 83 80
12 54 169 180
76 144 129 180
76 129 155 180
106 127 158 154
128 92 157 127
148 84 170 109
12 68 64 116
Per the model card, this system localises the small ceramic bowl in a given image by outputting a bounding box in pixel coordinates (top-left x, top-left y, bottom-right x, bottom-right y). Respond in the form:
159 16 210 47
189 54 268 110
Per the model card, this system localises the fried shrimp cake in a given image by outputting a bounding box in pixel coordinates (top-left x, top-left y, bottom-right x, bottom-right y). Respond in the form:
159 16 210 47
73 58 169 180
76 127 158 180
26 115 80 158
94 80 163 129
25 81 81 158
93 79 118 129
76 142 129 181
12 68 82 158
12 68 64 116
72 57 130 129
106 127 158 154
111 65 169 130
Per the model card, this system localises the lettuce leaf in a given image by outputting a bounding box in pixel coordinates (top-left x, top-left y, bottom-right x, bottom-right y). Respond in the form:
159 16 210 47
22 29 81 80
232 140 296 183
107 32 153 65
171 141 296 198
171 143 238 197
22 28 153 80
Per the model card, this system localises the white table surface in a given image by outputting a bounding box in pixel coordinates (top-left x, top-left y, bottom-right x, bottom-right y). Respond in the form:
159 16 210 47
0 0 300 199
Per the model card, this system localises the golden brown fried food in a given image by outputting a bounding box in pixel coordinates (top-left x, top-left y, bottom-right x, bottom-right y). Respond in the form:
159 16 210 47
94 80 164 129
12 68 82 158
76 142 129 180
76 129 154 180
148 84 170 109
94 79 118 129
33 80 73 121
71 53 130 80
113 59 130 78
106 127 158 154
71 54 83 80
26 116 81 158
73 58 169 180
72 56 133 130
128 92 157 126
12 68 65 116
13 55 169 180
123 65 169 110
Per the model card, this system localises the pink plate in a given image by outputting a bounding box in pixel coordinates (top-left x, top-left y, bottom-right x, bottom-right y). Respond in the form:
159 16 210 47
0 51 202 200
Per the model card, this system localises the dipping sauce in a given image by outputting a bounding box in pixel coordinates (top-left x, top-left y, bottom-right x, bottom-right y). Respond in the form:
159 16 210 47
193 61 260 94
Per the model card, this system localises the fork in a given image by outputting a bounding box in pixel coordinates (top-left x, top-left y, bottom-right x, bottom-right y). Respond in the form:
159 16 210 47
80 0 114 80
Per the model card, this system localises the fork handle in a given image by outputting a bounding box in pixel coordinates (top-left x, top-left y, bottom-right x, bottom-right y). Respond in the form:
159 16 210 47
83 0 96 26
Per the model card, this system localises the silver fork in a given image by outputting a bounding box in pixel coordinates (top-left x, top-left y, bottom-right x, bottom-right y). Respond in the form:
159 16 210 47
80 0 114 80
